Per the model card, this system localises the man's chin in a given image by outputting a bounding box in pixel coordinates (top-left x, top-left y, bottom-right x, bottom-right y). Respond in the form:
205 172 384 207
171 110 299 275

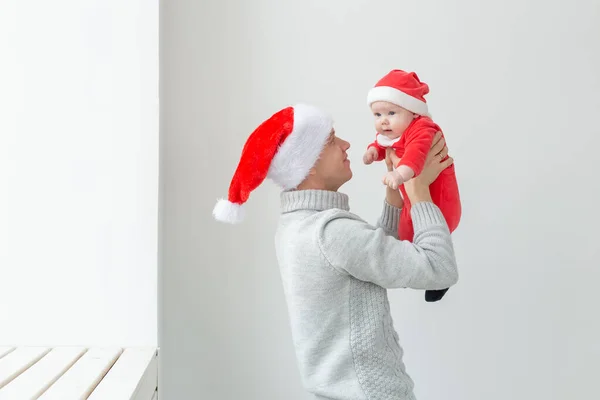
342 171 353 185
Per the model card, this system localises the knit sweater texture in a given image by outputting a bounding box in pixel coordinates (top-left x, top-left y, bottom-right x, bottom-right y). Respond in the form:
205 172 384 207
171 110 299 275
274 189 458 400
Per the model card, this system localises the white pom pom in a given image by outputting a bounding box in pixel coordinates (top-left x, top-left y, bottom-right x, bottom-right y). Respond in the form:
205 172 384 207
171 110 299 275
213 199 245 224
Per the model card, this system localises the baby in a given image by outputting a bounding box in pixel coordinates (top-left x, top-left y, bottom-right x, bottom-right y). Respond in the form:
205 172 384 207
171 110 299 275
363 69 462 302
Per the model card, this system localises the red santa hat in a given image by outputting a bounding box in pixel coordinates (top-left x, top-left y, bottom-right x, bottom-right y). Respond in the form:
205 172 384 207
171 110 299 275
367 69 430 116
213 104 333 224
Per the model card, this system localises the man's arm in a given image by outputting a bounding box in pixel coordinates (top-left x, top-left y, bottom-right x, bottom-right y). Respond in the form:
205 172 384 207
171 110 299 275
317 201 458 290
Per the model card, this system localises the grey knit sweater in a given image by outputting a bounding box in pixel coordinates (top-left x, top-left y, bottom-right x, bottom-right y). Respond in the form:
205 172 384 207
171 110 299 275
274 190 458 400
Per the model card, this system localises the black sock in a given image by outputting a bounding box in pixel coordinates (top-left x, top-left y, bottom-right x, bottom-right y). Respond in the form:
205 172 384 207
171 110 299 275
425 288 449 302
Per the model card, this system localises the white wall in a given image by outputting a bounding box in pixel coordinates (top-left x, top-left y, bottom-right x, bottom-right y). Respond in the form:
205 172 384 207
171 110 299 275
160 0 600 399
0 0 158 346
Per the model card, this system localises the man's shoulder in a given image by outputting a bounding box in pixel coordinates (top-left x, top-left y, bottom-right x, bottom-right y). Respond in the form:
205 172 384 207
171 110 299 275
312 209 369 247
275 208 364 272
279 208 365 239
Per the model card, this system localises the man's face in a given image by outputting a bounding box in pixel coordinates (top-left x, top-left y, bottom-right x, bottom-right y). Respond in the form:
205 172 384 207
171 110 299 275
310 129 352 191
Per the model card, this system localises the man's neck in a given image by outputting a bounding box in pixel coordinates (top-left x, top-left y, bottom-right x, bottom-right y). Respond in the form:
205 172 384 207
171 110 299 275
296 179 338 192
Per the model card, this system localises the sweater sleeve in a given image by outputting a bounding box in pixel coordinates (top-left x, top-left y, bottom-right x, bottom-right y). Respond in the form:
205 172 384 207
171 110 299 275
317 202 458 290
376 200 401 239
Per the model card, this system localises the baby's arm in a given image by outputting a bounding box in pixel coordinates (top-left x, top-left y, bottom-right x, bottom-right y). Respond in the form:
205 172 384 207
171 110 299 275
364 141 387 164
383 163 414 189
394 165 415 181
398 126 437 177
383 126 436 189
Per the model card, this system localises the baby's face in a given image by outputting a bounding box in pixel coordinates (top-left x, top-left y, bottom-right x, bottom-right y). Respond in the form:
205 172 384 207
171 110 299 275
371 101 415 138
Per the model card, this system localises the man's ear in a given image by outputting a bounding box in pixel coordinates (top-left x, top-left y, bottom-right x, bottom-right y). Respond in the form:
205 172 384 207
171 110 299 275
308 166 317 176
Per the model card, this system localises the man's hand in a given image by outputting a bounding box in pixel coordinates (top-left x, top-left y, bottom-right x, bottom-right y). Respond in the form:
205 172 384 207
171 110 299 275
363 147 379 165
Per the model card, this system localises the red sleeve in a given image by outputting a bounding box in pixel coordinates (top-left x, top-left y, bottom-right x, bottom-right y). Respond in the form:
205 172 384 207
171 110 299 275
368 141 387 162
396 119 438 176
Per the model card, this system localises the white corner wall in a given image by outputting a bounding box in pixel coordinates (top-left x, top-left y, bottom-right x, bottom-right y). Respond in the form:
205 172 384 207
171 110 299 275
161 0 600 399
0 0 158 346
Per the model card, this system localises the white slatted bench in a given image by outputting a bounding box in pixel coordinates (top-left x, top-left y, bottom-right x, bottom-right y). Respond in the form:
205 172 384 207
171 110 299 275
0 346 158 400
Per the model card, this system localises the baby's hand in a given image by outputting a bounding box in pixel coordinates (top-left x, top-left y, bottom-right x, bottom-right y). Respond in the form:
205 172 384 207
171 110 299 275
382 170 404 190
363 147 379 165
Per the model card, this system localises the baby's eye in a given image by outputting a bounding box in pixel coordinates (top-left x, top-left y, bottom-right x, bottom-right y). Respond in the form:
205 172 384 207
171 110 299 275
374 113 381 117
388 111 395 116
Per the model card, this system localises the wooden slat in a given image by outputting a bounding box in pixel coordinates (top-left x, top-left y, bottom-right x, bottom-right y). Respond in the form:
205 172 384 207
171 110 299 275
0 347 86 400
0 347 50 390
87 347 157 400
131 349 158 400
37 347 122 400
0 349 14 360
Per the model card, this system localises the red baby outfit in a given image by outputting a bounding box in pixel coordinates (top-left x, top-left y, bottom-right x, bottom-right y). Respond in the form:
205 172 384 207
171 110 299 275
367 69 461 302
368 116 461 241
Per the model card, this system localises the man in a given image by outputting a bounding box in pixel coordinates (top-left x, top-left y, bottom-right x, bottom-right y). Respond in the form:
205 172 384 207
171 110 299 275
214 104 458 400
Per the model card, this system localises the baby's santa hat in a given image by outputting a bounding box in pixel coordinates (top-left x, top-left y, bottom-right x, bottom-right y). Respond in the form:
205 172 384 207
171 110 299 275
213 104 333 224
367 69 431 116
